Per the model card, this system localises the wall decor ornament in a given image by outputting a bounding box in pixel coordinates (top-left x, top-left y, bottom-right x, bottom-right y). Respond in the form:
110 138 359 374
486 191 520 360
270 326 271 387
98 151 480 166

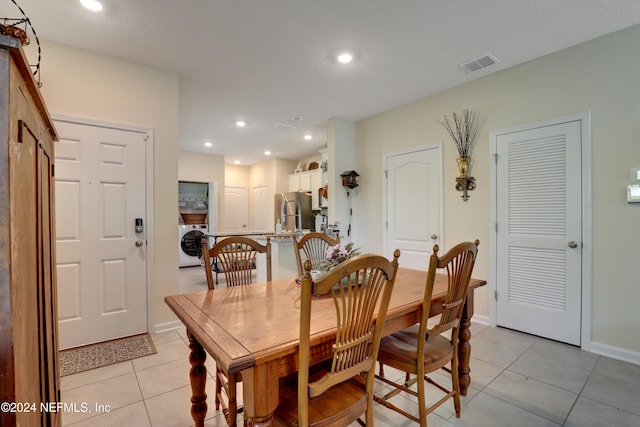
438 109 482 201
1 0 42 86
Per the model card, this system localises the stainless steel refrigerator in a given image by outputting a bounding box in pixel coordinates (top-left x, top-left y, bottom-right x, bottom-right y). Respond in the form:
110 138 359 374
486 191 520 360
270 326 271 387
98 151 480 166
274 192 314 233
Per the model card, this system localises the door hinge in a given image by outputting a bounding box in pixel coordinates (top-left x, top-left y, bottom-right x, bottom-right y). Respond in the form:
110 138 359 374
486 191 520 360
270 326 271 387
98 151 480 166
144 134 150 142
385 220 388 229
495 222 498 232
494 290 498 301
51 164 55 177
493 153 499 164
18 120 24 143
384 170 388 178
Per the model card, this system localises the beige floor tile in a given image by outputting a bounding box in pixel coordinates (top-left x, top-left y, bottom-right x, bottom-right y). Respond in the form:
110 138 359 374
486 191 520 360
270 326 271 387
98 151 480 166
61 360 134 391
62 401 151 427
137 357 193 399
61 373 143 425
132 338 190 371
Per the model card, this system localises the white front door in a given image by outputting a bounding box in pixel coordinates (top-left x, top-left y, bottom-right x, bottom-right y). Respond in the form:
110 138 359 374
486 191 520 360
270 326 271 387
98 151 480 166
251 185 269 231
223 186 249 232
384 145 442 269
54 119 148 349
494 118 583 345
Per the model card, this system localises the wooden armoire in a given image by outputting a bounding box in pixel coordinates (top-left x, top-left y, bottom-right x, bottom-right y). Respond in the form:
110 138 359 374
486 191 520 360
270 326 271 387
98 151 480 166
0 35 60 426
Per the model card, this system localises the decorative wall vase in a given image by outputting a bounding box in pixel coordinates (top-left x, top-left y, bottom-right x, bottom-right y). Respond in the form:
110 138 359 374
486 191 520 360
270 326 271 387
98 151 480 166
438 109 483 202
457 156 470 177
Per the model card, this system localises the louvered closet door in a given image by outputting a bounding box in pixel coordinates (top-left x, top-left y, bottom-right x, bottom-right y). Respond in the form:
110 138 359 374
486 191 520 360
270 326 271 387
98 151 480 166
496 120 582 345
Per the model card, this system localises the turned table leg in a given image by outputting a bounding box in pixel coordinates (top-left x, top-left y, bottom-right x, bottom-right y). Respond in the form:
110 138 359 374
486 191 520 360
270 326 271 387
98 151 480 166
458 291 474 396
188 331 208 427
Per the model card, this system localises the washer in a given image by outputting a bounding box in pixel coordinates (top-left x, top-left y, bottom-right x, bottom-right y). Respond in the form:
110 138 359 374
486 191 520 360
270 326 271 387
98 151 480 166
179 224 208 267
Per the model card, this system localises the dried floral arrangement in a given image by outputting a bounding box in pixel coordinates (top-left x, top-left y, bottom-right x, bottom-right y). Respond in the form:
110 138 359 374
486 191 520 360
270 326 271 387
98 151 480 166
438 109 481 158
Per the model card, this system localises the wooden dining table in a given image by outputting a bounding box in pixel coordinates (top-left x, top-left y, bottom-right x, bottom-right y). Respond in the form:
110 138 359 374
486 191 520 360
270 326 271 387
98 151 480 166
165 267 486 427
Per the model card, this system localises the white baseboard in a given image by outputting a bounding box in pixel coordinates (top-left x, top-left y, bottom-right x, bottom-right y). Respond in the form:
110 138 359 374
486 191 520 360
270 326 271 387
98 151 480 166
589 341 640 366
471 314 490 326
153 320 183 334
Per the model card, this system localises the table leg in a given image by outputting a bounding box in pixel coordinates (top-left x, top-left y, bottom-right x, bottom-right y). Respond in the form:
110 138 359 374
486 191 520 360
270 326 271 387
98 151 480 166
458 291 474 396
187 331 208 427
242 361 280 427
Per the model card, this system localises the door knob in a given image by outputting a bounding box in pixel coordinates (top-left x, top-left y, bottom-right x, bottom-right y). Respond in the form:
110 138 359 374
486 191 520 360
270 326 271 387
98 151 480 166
568 241 578 248
430 234 438 240
135 240 144 247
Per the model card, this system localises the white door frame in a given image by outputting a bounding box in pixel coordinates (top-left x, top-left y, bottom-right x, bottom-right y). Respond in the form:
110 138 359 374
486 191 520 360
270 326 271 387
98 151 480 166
383 143 444 260
489 111 592 350
52 113 155 335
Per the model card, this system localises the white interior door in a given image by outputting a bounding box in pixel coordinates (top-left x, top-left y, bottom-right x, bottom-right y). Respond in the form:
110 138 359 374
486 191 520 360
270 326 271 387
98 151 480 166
251 185 269 231
54 119 148 349
223 186 249 232
385 145 442 269
494 119 582 345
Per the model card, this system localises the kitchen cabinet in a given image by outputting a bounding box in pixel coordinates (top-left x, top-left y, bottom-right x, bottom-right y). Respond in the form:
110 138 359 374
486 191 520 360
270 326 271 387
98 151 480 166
290 169 325 210
311 168 325 209
0 35 61 427
288 170 312 192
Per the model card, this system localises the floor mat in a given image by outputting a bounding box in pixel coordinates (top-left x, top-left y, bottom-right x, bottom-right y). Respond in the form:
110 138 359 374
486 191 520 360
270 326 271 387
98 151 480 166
59 333 157 376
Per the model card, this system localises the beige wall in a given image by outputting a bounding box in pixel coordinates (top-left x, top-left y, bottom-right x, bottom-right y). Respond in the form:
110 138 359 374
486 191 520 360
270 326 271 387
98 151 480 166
355 24 640 354
178 151 225 231
28 40 180 328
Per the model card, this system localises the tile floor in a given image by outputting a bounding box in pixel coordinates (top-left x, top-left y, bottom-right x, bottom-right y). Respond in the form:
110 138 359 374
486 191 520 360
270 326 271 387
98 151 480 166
59 266 640 426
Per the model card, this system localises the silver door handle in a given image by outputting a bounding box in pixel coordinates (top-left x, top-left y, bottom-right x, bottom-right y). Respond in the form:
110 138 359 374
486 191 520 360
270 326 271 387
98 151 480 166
135 240 144 247
430 234 438 240
568 241 578 248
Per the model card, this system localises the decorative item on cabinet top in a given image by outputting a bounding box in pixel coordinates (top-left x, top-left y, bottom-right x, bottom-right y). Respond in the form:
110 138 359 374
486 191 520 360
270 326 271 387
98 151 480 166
1 0 42 86
438 109 483 201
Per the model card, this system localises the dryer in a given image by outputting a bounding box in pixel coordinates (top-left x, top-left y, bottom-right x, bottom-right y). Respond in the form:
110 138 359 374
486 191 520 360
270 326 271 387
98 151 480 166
179 224 208 267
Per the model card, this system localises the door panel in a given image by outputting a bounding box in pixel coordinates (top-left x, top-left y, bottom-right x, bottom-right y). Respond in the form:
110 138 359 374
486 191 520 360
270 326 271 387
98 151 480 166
252 185 269 231
385 146 442 269
496 120 582 345
54 120 147 349
223 186 249 232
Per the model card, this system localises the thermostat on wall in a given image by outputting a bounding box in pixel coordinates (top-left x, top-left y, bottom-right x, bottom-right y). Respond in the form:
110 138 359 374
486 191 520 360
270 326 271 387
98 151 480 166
628 184 640 203
632 167 640 183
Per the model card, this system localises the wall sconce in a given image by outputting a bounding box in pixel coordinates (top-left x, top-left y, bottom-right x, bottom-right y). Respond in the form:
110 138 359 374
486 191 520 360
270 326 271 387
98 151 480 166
438 109 482 201
340 170 359 189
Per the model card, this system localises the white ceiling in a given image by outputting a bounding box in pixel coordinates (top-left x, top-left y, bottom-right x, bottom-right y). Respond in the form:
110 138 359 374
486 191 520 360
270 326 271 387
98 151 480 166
6 0 640 164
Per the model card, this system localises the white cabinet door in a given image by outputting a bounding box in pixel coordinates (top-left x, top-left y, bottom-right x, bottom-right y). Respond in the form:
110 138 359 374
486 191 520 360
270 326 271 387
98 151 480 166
311 170 322 209
289 171 313 192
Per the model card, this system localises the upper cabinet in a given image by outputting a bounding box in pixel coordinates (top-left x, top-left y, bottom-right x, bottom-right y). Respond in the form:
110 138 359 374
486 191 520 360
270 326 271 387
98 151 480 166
289 169 325 210
289 170 312 192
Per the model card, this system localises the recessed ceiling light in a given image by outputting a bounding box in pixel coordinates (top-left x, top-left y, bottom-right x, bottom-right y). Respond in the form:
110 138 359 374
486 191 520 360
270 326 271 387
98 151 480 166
264 150 271 156
304 134 312 141
80 0 103 12
234 160 240 165
204 141 212 148
337 52 353 64
235 120 246 128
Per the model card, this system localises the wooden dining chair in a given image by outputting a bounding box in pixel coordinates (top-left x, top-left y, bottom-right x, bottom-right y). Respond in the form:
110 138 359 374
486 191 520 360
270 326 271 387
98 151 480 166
200 236 272 427
274 250 400 427
374 240 479 427
294 231 340 276
201 236 272 289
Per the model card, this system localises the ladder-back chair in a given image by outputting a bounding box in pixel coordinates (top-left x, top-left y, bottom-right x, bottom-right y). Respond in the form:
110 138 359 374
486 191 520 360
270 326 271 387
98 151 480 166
374 240 479 426
274 250 400 427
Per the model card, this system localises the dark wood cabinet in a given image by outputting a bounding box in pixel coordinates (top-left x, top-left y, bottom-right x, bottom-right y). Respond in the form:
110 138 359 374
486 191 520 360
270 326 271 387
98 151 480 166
0 34 60 427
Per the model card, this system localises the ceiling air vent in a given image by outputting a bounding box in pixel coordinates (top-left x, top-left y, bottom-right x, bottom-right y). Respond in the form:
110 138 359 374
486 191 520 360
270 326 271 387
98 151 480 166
460 53 500 73
273 122 296 129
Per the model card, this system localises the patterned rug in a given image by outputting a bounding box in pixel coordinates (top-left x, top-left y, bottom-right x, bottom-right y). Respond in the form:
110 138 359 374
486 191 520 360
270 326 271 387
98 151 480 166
59 333 157 376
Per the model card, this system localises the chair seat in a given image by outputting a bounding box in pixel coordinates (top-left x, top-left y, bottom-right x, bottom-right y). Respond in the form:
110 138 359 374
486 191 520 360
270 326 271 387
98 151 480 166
275 372 368 427
378 325 454 372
